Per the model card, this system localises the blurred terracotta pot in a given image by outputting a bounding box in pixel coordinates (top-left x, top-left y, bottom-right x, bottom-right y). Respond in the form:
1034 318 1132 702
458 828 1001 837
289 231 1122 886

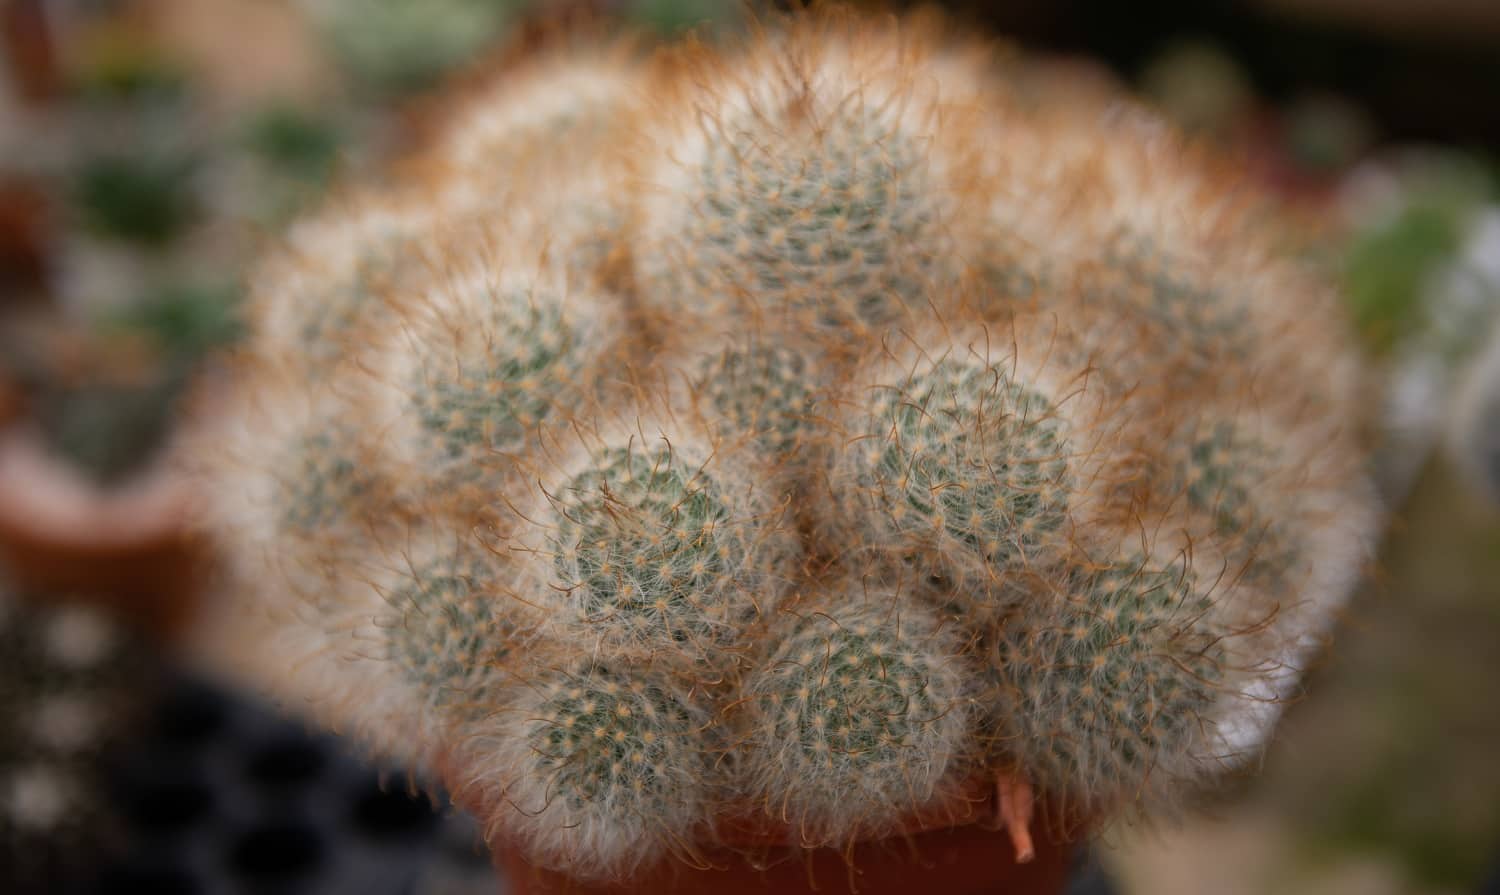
0 424 204 636
490 785 1077 895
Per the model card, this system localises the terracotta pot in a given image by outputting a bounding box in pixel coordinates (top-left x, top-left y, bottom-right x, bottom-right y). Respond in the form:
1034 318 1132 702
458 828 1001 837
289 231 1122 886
490 785 1079 895
496 823 1073 895
0 426 204 637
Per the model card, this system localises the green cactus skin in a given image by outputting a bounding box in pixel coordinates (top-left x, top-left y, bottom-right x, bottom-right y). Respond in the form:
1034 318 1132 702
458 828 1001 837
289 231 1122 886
642 75 955 354
385 543 520 703
279 429 377 535
536 430 791 661
687 342 823 460
481 661 713 876
741 594 971 840
839 343 1074 609
403 282 608 479
989 555 1227 811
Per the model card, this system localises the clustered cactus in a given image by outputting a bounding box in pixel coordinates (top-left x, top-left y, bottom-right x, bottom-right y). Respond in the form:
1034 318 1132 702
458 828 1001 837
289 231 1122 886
185 10 1380 881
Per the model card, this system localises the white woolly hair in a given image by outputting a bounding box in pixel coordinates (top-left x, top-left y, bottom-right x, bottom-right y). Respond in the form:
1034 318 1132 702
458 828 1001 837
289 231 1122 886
180 354 398 597
359 240 627 496
446 657 717 880
497 412 799 670
737 582 975 845
435 48 642 178
629 16 994 342
178 350 433 768
1156 405 1380 769
973 73 1367 420
247 193 441 374
364 527 545 715
823 313 1129 615
184 536 443 773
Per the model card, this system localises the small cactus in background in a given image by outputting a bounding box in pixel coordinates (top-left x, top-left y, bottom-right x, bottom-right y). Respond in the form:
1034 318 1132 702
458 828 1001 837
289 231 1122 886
185 10 1380 882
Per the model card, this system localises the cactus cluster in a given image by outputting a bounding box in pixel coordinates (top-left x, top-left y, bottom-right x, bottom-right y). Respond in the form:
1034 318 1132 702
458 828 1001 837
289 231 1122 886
185 10 1380 881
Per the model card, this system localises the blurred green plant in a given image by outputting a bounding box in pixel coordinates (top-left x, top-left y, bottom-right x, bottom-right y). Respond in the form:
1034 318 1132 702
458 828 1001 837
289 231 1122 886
108 282 244 360
306 0 516 93
245 105 341 185
31 283 242 484
628 0 740 35
71 153 198 247
1343 158 1492 356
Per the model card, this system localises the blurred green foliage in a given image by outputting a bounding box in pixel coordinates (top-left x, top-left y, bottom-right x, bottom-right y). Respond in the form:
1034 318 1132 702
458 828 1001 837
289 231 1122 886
246 104 342 184
629 0 740 35
1342 159 1493 357
69 36 189 102
72 153 199 247
31 282 242 485
311 0 515 93
107 282 244 360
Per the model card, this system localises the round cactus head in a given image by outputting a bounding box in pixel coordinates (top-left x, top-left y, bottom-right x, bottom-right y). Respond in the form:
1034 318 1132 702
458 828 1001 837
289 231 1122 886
524 425 794 663
383 540 522 707
384 261 621 494
989 552 1228 812
279 430 374 534
637 27 987 353
741 589 972 841
686 101 929 336
251 199 436 373
474 661 712 877
835 327 1079 612
686 342 825 463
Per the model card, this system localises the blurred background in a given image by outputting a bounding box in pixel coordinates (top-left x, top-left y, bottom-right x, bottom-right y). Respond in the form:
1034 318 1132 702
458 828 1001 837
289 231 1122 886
1 1 1498 893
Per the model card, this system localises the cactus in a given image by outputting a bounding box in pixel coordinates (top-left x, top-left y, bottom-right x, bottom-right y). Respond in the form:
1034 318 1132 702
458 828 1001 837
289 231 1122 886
382 538 524 703
986 548 1230 812
457 659 715 876
684 342 824 460
830 324 1080 611
633 20 989 353
372 254 625 494
739 588 973 842
504 421 797 665
185 10 1381 882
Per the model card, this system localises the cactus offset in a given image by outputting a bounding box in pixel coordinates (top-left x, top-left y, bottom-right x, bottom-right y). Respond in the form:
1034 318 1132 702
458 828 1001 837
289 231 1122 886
827 321 1106 617
383 538 525 703
184 10 1381 882
456 659 715 877
740 588 973 842
505 422 796 666
987 550 1229 812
